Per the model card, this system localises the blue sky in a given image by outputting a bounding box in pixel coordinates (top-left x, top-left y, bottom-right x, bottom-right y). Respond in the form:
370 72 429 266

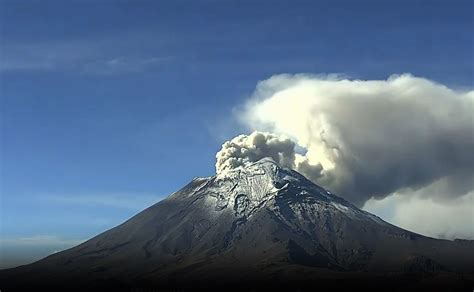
1 0 473 268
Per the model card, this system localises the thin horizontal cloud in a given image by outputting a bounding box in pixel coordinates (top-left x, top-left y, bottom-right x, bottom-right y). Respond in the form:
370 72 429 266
42 192 161 210
0 40 98 72
0 235 85 247
82 56 171 75
0 235 87 269
0 35 171 74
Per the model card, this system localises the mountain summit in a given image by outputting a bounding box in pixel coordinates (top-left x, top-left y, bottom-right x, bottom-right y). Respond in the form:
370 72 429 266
1 158 473 290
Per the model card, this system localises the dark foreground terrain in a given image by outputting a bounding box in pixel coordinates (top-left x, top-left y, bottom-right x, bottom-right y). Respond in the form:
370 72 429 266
2 267 474 291
1 159 473 291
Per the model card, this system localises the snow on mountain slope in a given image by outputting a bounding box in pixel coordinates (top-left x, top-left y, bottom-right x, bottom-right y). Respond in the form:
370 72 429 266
1 158 473 290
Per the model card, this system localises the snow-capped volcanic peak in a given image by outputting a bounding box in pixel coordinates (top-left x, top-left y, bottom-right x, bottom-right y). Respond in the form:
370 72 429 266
217 157 292 190
212 158 287 207
204 157 376 224
4 155 474 291
214 157 328 200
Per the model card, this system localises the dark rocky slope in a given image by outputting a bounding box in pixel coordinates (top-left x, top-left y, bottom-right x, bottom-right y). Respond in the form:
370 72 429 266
1 159 473 290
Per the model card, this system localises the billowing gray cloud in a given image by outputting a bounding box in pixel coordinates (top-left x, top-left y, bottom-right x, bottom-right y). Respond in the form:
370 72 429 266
215 131 323 178
226 74 474 207
216 131 296 173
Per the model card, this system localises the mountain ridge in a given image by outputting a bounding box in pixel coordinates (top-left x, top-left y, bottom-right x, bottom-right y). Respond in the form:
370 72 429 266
1 158 473 290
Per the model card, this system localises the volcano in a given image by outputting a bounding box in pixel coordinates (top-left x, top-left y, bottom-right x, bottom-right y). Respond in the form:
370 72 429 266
1 158 473 290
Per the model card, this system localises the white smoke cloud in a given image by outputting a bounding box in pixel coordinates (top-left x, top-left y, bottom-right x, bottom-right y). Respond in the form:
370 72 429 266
233 74 474 207
216 131 321 177
363 189 474 240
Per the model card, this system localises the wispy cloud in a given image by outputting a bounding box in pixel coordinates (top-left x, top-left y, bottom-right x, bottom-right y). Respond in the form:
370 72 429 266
0 191 161 269
0 235 87 269
0 235 85 247
82 56 170 75
0 40 97 72
0 35 171 74
42 192 161 210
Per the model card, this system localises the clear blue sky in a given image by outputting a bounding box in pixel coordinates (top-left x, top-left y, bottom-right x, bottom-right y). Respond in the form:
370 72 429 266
1 0 473 268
